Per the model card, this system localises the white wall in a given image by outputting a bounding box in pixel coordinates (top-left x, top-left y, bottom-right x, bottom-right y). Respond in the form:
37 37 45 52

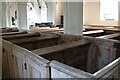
0 2 2 28
84 2 118 26
5 2 17 28
118 1 120 26
6 2 11 27
47 1 64 25
47 2 55 23
55 1 64 25
2 2 7 27
10 3 17 18
33 2 41 23
17 2 29 30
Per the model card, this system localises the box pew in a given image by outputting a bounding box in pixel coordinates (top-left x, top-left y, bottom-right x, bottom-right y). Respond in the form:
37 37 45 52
3 34 83 51
2 39 50 78
0 27 18 33
83 25 120 31
96 33 120 41
2 34 120 78
2 32 40 39
3 32 59 51
83 30 114 37
0 31 28 36
33 37 120 78
2 34 84 78
83 28 101 32
111 35 120 40
106 33 120 41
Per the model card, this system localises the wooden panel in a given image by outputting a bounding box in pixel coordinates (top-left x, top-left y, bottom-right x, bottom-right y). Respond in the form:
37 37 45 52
2 42 14 78
51 68 74 78
49 37 119 78
50 60 93 78
2 39 50 78
26 56 49 78
0 31 27 36
41 43 90 71
15 37 58 51
0 28 18 33
3 32 40 40
35 38 58 49
16 42 36 51
2 47 10 78
96 33 120 39
12 48 26 78
87 40 117 73
4 33 59 51
83 26 120 31
2 40 26 78
93 57 120 78
2 33 120 79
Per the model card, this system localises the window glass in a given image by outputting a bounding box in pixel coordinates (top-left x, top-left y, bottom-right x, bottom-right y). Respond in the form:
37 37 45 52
100 0 119 21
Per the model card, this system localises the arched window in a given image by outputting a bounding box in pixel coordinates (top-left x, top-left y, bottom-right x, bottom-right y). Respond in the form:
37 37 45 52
40 1 48 23
27 2 35 26
100 0 119 21
27 0 48 27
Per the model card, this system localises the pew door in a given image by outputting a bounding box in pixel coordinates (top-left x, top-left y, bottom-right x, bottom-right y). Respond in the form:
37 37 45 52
25 56 49 78
12 48 26 78
2 43 15 78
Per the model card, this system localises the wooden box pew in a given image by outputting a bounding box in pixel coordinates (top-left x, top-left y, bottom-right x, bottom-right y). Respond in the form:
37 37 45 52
44 30 64 34
3 32 59 51
84 25 120 33
3 32 41 40
2 34 86 78
111 35 120 40
96 33 120 41
48 30 64 34
0 27 19 33
83 28 101 32
2 39 50 78
3 33 84 51
2 34 120 78
0 31 28 36
83 30 114 37
32 37 120 78
30 27 64 34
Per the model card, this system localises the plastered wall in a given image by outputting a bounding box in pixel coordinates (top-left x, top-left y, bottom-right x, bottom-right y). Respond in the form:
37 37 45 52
84 2 118 26
55 1 64 25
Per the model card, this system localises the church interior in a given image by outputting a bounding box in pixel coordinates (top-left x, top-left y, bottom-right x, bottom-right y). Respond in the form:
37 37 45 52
0 0 120 79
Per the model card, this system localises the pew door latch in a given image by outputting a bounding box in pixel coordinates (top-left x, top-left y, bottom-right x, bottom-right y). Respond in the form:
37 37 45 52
24 63 27 70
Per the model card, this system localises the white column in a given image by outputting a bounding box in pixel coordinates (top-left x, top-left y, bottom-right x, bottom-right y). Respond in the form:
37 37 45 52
64 2 83 35
47 2 56 24
2 2 7 28
33 2 41 23
6 2 11 27
118 2 120 26
17 2 29 30
0 2 2 28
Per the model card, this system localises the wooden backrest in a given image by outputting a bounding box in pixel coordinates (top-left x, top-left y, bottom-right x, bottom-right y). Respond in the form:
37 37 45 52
3 32 40 39
0 31 27 36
